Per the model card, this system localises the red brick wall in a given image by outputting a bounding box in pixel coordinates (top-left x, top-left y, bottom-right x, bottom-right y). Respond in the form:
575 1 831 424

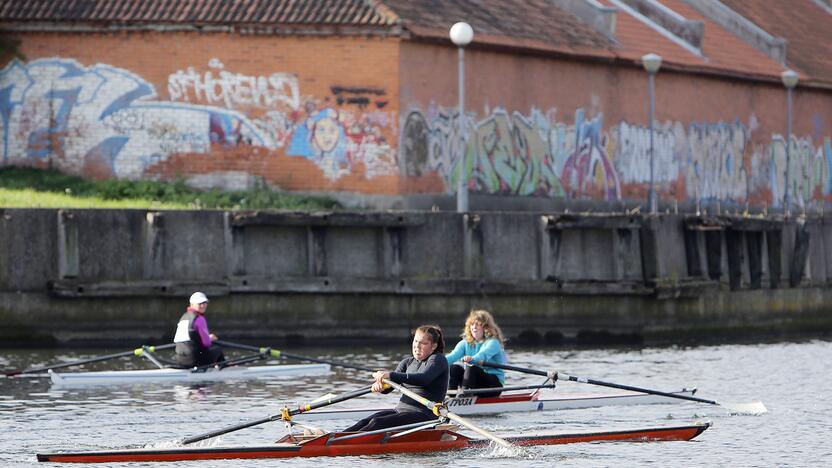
3 32 403 195
3 31 832 209
400 41 832 208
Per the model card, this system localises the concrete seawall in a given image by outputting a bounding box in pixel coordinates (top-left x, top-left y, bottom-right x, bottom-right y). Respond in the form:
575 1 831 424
1 208 830 347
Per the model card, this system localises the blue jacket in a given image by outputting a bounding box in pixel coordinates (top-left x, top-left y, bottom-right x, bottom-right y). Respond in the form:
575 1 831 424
445 338 507 384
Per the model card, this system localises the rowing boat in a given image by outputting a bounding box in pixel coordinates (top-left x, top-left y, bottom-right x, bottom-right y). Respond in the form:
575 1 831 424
48 363 331 386
36 421 710 462
292 387 698 421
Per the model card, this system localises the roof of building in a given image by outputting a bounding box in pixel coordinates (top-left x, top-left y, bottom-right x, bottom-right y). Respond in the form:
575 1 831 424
719 0 832 86
0 0 399 26
597 0 786 81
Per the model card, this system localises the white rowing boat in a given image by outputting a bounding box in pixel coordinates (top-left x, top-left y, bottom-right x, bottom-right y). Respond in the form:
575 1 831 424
49 363 331 386
291 387 697 421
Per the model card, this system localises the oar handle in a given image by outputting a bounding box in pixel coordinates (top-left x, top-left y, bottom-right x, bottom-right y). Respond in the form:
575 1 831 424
182 385 374 445
476 360 719 406
289 386 374 415
216 340 375 372
4 343 176 376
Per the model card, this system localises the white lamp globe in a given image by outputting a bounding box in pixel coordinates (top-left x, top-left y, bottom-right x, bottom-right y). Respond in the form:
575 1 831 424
450 22 474 47
781 70 799 89
641 53 663 73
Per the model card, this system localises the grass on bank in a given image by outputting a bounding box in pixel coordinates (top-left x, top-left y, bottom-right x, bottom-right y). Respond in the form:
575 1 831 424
0 167 341 210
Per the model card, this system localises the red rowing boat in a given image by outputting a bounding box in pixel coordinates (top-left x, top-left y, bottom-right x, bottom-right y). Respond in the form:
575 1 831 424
37 422 710 463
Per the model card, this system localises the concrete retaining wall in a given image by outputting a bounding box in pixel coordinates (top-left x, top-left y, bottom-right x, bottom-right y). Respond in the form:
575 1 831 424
1 208 830 347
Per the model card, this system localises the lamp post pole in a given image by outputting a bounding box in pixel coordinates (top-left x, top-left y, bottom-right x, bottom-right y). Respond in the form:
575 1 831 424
450 22 473 212
642 54 662 214
781 70 799 217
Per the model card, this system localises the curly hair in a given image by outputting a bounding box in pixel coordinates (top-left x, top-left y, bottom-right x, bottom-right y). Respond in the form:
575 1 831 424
414 324 445 354
461 309 506 345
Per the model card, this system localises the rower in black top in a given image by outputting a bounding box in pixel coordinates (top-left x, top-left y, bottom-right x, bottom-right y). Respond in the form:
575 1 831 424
343 324 449 432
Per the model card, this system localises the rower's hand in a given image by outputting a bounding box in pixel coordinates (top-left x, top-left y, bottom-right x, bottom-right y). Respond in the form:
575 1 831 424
548 370 558 381
371 370 390 393
462 356 473 363
209 333 218 341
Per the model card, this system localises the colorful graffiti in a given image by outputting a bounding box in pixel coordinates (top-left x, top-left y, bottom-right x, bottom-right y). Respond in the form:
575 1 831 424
0 58 260 178
761 135 830 207
686 121 749 201
404 104 832 206
560 110 619 200
2 57 831 204
402 106 618 200
404 106 578 199
0 58 396 184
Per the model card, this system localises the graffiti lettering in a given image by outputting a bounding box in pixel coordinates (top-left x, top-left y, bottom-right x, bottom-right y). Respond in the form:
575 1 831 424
168 62 300 110
687 122 748 200
613 121 680 184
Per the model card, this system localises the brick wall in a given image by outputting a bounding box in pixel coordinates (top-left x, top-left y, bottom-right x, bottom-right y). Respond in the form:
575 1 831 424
399 41 832 210
1 32 405 195
2 31 832 210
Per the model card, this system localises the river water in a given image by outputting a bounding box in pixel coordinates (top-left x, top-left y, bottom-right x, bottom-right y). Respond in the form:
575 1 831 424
1 339 829 467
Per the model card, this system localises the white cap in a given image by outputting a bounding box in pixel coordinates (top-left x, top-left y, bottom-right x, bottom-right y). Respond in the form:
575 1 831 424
189 291 209 304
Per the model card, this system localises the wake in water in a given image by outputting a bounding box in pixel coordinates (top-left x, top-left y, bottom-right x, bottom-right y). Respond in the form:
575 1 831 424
145 435 225 449
477 441 539 460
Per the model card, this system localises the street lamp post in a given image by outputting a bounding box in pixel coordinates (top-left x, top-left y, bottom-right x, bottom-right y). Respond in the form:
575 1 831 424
450 22 473 212
781 69 799 216
641 53 662 214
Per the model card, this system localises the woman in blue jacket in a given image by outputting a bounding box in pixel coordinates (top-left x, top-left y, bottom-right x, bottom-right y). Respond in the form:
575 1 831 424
445 309 507 397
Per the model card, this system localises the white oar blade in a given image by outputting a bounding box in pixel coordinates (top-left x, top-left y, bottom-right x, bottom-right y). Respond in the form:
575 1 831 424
722 400 767 415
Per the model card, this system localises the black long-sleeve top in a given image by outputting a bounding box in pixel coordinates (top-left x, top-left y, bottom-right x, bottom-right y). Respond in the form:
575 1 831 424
388 353 449 415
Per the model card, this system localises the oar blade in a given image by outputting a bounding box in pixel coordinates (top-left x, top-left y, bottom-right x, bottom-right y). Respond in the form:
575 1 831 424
721 400 767 415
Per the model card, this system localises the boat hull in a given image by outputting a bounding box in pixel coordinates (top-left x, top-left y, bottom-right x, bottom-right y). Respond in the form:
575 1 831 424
293 388 697 421
49 363 331 386
36 422 710 463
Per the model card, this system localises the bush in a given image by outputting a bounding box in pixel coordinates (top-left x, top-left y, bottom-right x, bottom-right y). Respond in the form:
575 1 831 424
0 167 341 210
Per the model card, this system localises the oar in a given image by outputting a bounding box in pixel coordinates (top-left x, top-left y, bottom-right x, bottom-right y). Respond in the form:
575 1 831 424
182 385 374 445
476 360 767 415
382 379 514 449
3 344 176 377
216 339 374 372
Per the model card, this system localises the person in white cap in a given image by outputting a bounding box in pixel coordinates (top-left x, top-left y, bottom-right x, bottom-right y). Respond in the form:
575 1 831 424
173 292 225 367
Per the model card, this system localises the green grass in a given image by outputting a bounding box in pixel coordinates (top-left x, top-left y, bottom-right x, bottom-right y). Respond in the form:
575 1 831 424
0 167 341 210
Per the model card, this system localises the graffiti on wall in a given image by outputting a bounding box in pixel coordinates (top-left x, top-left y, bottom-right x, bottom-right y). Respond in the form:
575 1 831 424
0 58 397 183
2 57 831 204
560 110 619 200
402 105 622 200
404 103 832 206
761 135 830 208
402 105 631 200
686 121 750 201
168 59 300 110
612 120 683 185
